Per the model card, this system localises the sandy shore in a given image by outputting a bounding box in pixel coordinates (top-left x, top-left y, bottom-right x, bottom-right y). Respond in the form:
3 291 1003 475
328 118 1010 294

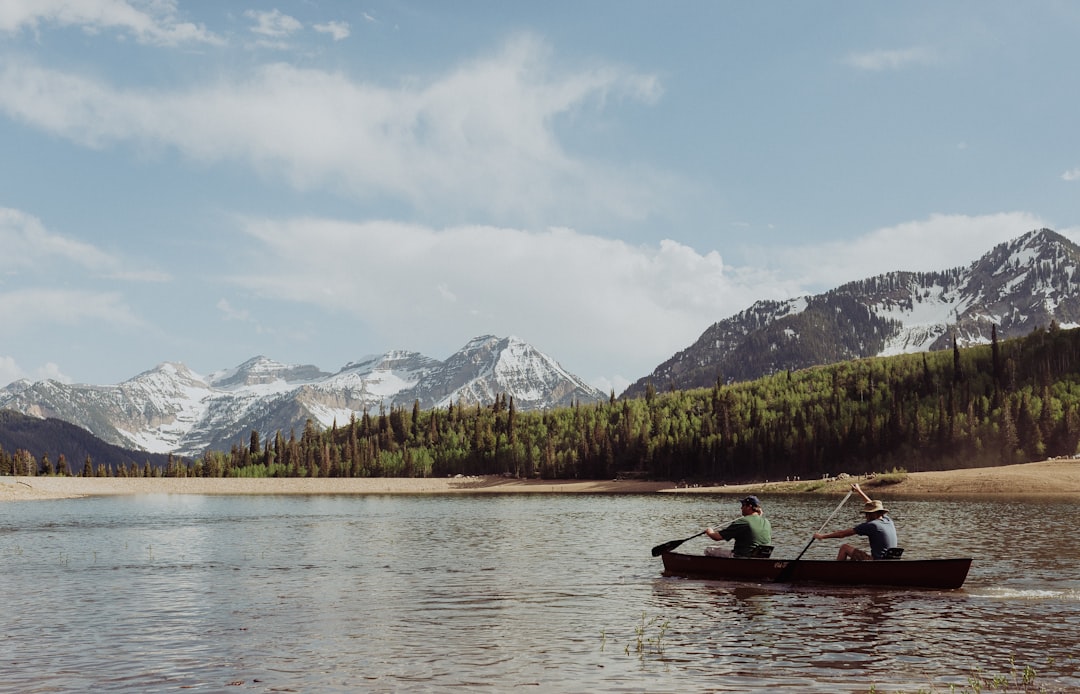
0 475 675 501
664 458 1080 498
3 458 1080 501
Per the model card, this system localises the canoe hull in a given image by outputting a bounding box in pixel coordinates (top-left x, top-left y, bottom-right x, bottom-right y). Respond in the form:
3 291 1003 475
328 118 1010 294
661 552 972 589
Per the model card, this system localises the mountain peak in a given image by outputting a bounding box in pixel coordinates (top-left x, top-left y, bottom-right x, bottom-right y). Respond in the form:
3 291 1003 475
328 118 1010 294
0 335 604 456
125 361 206 389
461 334 502 351
209 356 329 389
623 227 1080 398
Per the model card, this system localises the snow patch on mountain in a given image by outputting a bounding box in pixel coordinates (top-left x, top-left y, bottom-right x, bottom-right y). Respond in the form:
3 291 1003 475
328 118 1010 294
874 284 967 356
625 227 1080 398
0 336 605 456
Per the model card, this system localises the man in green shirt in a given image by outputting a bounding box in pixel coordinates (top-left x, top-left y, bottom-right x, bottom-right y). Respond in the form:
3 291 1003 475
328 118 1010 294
703 496 772 558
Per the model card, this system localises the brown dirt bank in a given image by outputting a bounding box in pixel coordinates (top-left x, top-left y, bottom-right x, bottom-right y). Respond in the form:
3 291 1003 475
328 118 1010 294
3 458 1079 501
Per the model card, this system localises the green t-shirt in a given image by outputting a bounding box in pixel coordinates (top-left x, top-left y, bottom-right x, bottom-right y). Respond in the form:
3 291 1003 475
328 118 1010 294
719 515 772 557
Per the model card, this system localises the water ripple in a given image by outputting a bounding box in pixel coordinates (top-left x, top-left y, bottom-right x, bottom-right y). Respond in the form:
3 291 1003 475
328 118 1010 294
2 493 1079 691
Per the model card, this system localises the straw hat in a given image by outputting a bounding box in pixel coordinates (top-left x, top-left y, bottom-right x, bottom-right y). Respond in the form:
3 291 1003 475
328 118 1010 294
863 500 888 514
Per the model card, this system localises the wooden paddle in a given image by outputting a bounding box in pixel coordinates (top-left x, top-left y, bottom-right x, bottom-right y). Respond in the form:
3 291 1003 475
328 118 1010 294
651 531 707 557
651 518 737 557
775 488 853 581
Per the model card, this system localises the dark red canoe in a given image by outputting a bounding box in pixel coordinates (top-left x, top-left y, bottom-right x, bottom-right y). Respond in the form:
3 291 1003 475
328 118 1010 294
661 551 972 589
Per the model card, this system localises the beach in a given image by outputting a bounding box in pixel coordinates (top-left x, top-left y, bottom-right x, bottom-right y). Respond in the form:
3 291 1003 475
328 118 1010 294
0 474 675 501
669 458 1080 498
3 458 1080 501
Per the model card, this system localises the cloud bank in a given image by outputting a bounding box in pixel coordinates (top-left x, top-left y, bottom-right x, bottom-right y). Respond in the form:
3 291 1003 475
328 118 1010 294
224 211 1057 393
0 35 665 228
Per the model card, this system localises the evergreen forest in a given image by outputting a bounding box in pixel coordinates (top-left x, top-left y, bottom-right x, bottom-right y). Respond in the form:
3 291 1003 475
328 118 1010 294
4 323 1080 482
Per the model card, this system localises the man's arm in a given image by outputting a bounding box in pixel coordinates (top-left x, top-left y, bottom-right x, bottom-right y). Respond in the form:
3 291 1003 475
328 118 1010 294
851 483 872 504
706 517 745 541
814 527 856 540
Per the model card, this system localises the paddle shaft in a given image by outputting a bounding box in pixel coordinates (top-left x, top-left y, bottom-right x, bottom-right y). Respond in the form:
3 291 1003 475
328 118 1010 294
651 518 739 556
781 489 854 573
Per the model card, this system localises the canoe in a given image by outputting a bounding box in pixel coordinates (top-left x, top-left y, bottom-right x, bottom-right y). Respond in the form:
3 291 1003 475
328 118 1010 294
660 551 972 589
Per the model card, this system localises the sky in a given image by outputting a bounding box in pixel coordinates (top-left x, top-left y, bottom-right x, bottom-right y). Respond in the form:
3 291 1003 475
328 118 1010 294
1 1 1078 396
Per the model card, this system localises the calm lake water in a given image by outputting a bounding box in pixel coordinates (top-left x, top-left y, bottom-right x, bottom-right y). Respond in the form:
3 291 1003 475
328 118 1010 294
2 492 1079 693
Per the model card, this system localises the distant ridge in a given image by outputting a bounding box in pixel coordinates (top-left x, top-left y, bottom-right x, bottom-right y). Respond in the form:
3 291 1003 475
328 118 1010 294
0 335 604 457
623 228 1080 398
0 409 171 474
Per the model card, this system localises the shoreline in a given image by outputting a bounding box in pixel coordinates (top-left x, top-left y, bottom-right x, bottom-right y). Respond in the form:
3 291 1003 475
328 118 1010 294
0 475 676 501
682 458 1080 498
4 458 1080 501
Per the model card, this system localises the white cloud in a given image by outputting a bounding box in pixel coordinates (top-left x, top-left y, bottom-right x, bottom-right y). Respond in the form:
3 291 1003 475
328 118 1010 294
761 212 1051 290
0 356 70 387
313 20 349 41
590 374 630 397
845 46 939 71
35 361 71 383
0 207 116 271
109 268 171 282
0 35 668 226
0 0 220 45
0 209 159 386
244 9 302 37
0 288 142 329
1063 168 1080 182
217 297 279 336
0 207 167 280
216 298 251 322
0 355 23 386
229 216 798 392
223 212 1053 392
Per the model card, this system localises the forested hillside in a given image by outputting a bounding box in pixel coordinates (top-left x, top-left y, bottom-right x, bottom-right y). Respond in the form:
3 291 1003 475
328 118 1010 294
0 410 170 476
623 228 1080 398
5 324 1080 482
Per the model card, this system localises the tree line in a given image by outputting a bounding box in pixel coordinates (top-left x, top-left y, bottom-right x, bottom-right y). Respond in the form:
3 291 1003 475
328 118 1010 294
4 323 1080 482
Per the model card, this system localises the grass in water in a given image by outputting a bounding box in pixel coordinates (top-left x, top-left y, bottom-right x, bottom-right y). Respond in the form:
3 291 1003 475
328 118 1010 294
868 654 1050 693
605 612 670 658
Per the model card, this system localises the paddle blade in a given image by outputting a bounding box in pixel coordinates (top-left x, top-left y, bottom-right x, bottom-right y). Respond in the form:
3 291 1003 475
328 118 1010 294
650 538 685 557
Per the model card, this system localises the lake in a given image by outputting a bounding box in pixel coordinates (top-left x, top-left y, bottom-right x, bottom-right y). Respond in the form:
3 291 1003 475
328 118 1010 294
1 492 1078 692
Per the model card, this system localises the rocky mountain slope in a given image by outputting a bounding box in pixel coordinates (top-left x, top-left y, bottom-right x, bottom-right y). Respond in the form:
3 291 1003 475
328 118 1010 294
623 228 1080 397
0 335 604 457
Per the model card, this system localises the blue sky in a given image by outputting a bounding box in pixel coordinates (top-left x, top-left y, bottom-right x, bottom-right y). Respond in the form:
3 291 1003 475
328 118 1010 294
1 1 1077 396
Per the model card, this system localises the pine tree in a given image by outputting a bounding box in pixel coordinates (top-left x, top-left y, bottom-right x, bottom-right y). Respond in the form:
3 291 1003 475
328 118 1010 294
991 324 1002 387
953 335 963 383
998 400 1020 465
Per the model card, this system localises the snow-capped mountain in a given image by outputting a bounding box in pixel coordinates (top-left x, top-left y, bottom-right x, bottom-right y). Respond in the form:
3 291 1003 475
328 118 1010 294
622 228 1080 397
0 336 605 457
